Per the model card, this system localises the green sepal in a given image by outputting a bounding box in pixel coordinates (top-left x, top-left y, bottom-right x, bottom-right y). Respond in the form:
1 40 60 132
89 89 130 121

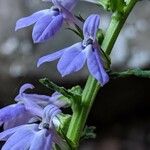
81 126 96 141
96 29 111 69
101 48 111 69
69 86 82 96
67 22 83 39
57 114 72 134
75 14 85 23
97 29 105 45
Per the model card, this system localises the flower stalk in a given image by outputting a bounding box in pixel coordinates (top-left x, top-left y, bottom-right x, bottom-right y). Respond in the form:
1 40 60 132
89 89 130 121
66 0 138 149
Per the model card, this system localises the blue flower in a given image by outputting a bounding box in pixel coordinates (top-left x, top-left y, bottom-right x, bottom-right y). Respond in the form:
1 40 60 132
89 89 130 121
0 83 67 130
15 83 68 111
15 0 76 43
0 104 67 150
37 14 109 85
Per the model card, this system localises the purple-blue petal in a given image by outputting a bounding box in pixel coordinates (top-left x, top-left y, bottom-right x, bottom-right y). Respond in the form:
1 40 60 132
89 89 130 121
23 98 43 117
19 83 34 95
0 104 26 123
0 125 25 141
16 93 50 107
9 136 32 150
3 111 33 130
42 104 61 125
87 48 109 86
52 0 77 11
44 133 53 150
15 9 50 31
29 129 52 150
57 42 87 76
50 92 67 108
32 14 63 43
83 14 100 40
1 124 38 150
37 49 64 67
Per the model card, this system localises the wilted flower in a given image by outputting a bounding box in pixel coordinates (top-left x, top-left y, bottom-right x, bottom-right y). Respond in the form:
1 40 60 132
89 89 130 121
37 14 109 85
15 0 77 43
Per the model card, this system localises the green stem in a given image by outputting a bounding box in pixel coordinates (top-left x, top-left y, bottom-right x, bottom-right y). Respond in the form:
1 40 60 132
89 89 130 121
66 0 138 149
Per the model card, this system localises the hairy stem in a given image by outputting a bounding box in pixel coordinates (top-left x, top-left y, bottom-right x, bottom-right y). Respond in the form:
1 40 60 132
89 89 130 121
66 0 138 149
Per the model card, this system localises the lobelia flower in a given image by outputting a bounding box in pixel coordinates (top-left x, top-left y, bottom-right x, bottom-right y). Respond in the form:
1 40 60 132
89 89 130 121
0 83 67 130
0 104 67 150
15 0 77 43
37 14 109 85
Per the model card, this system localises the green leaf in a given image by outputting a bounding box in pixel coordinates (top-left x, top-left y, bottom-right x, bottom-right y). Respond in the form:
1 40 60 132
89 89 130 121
110 68 150 78
39 78 82 103
40 78 73 98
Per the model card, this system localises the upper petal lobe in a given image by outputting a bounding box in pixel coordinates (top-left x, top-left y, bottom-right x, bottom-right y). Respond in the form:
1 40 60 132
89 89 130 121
15 9 50 31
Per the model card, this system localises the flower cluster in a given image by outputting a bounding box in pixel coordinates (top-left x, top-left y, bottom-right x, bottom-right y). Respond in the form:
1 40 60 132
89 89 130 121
15 0 109 85
0 83 68 149
0 0 110 149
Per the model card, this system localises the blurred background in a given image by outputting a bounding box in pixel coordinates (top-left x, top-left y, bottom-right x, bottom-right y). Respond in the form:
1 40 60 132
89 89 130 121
0 0 150 149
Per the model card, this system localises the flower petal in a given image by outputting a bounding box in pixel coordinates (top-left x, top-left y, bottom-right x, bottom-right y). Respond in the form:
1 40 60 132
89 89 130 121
0 104 26 123
37 49 64 67
23 98 43 117
29 129 52 150
3 111 33 130
57 42 87 76
83 14 100 40
2 124 38 150
9 136 32 150
0 125 25 141
15 9 50 31
87 48 109 85
42 104 61 125
44 134 53 150
52 0 77 10
19 83 34 95
32 14 63 43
